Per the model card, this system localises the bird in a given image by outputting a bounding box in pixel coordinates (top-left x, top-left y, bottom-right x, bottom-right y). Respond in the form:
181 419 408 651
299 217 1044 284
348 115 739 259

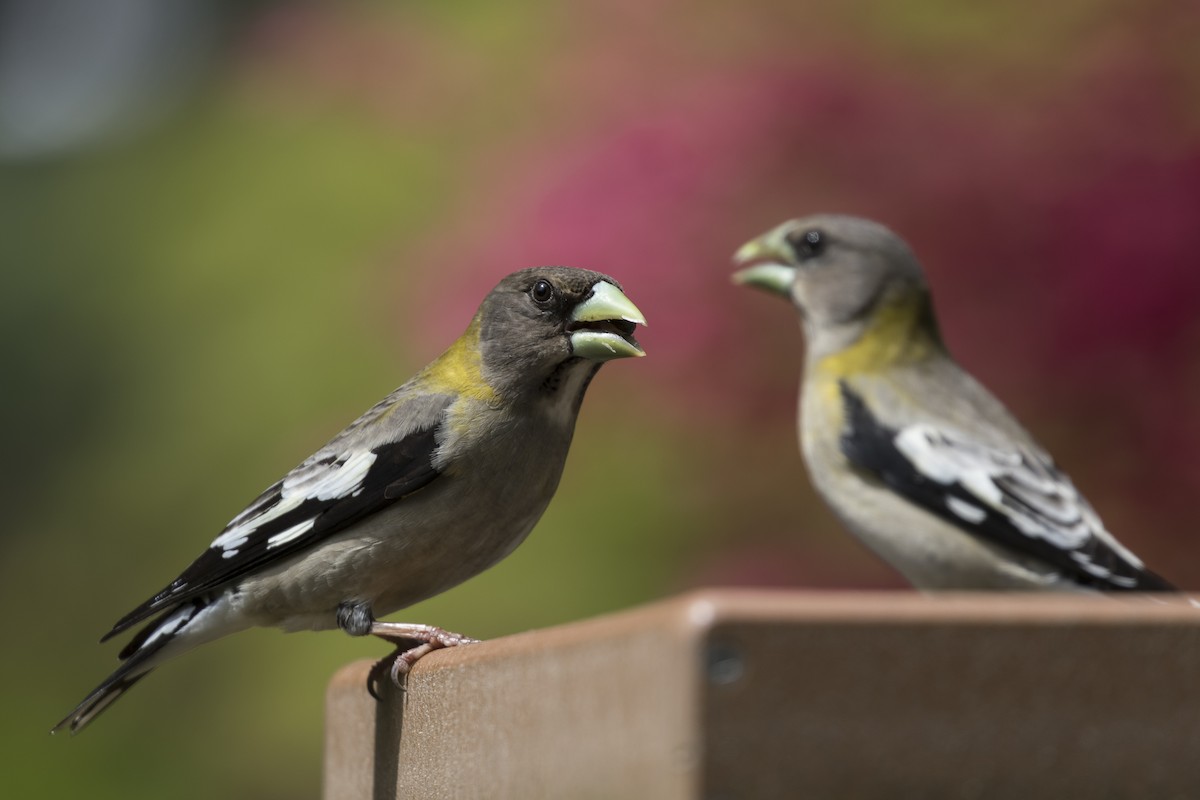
732 214 1175 593
54 266 646 734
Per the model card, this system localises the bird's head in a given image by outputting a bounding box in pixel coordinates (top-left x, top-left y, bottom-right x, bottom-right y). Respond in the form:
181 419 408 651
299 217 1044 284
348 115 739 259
473 267 646 402
732 214 936 360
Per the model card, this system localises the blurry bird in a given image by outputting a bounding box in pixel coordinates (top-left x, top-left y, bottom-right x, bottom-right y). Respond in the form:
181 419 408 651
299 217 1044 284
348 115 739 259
55 266 646 734
733 214 1174 593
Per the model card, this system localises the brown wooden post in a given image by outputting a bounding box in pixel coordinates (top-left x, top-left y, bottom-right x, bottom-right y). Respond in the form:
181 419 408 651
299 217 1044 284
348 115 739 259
325 590 1200 799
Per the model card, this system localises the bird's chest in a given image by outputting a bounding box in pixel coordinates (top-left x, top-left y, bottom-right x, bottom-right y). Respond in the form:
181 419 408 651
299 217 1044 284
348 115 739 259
799 372 849 470
359 407 574 607
800 371 916 521
443 412 571 547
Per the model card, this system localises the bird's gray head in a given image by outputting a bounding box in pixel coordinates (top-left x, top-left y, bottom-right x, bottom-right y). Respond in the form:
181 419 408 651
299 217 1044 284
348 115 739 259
472 266 646 401
732 214 937 359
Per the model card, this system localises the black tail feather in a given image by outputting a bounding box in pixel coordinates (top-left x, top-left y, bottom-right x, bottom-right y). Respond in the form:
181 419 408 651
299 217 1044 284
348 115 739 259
100 577 186 644
56 598 208 734
52 660 155 735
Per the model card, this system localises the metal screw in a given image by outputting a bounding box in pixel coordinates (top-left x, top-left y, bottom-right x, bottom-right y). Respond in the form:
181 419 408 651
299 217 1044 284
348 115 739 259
706 642 744 686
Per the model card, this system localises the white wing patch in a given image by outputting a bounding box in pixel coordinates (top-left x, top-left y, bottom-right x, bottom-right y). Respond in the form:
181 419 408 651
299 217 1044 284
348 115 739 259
284 449 377 501
266 519 316 549
945 496 986 524
209 449 378 555
212 494 304 551
894 423 1144 585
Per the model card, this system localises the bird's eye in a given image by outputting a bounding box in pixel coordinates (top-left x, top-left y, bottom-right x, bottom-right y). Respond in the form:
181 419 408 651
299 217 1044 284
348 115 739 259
530 279 556 305
787 228 826 260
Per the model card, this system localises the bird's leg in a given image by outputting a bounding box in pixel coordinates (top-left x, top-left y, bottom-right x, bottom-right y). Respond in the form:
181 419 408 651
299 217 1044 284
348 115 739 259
370 622 480 687
338 603 478 697
338 602 405 698
335 601 374 637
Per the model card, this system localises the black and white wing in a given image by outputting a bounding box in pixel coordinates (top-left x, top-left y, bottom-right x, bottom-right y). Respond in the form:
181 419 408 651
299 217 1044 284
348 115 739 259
103 393 453 641
838 384 1172 591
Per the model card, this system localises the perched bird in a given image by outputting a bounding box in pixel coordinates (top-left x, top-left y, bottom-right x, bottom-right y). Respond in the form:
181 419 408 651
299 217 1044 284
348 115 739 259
733 214 1174 593
55 266 646 734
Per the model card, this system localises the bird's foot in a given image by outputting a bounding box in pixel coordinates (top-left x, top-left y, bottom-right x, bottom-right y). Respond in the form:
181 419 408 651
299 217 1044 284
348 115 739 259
365 623 479 698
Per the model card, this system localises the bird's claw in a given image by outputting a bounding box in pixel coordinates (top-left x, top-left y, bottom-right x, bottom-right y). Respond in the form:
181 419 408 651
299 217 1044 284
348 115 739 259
364 623 479 699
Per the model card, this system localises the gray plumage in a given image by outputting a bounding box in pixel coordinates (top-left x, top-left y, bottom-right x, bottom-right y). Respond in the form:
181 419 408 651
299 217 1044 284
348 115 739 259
55 266 646 734
734 214 1173 593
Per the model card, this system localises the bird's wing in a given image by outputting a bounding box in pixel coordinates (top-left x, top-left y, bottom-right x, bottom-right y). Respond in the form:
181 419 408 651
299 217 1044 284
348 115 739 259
103 393 455 641
838 384 1172 591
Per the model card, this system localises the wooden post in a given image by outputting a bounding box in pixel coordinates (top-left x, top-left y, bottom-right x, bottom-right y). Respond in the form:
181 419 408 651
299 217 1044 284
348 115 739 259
324 590 1200 799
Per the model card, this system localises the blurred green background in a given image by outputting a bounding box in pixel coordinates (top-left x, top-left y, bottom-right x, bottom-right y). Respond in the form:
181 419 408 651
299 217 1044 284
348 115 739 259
4 1 1199 797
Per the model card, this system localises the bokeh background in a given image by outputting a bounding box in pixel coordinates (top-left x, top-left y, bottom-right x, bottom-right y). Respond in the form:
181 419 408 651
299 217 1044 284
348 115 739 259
4 1 1199 797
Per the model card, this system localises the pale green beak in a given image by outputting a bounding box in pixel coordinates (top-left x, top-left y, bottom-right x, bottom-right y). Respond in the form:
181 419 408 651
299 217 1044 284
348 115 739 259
569 281 647 361
731 232 796 298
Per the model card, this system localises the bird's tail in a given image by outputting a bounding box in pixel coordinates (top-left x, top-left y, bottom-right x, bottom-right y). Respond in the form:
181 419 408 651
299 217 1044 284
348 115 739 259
52 598 210 735
51 657 156 735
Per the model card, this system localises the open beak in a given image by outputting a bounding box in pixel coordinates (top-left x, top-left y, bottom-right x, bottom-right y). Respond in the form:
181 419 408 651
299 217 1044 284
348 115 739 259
731 229 797 298
568 281 647 362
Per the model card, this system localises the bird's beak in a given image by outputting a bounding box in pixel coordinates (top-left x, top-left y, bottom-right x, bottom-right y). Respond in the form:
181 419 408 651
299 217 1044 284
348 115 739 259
731 230 796 298
569 281 647 361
